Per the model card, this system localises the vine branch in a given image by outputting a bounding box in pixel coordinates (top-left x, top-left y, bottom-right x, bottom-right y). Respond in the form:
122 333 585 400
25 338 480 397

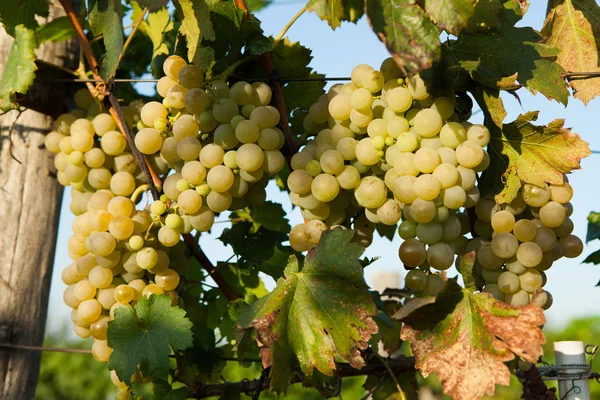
273 2 308 47
58 0 239 302
115 7 148 71
190 357 416 398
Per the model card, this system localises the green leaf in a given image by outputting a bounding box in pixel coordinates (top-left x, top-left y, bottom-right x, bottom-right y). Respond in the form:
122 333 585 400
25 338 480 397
131 3 174 78
479 112 591 204
173 0 216 65
457 252 476 291
424 0 476 35
307 0 364 29
0 0 48 36
542 0 600 105
0 25 37 112
219 222 293 278
250 201 290 233
245 0 273 13
464 0 503 33
238 229 378 394
375 223 396 241
401 279 546 399
35 17 75 44
138 0 170 12
366 0 441 73
587 212 600 243
152 380 190 400
88 0 124 80
107 295 193 382
584 250 600 265
448 18 570 105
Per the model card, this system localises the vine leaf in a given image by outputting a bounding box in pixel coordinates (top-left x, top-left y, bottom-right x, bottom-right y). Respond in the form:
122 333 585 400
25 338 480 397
424 0 476 35
131 2 174 78
366 0 441 73
0 0 48 36
249 201 291 233
479 112 591 204
237 229 378 394
0 25 37 112
88 0 124 80
107 294 193 382
586 212 600 243
35 17 75 44
152 380 190 399
400 278 546 400
219 221 293 279
307 0 364 29
173 0 215 66
463 0 502 34
448 12 570 105
542 0 600 105
137 0 169 12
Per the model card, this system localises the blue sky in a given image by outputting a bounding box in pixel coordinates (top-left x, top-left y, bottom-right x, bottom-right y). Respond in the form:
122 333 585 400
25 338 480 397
46 1 600 336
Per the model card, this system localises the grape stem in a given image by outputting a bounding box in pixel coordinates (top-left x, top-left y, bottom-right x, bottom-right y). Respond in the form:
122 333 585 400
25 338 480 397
273 2 309 48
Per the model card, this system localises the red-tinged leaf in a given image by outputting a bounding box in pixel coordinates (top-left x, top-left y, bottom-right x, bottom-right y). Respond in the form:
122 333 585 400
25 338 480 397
366 0 441 74
237 229 378 394
401 280 546 400
542 0 600 105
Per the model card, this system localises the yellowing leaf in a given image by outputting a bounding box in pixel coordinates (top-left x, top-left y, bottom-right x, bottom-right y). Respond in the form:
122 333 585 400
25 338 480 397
237 229 378 394
479 112 591 203
542 0 600 104
173 0 216 64
425 0 477 35
400 279 546 400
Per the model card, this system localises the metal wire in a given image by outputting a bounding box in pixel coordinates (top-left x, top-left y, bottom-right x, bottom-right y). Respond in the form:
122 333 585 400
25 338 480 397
50 76 352 84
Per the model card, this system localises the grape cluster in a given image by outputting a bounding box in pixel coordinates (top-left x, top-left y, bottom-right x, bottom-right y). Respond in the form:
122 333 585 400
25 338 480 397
47 54 287 397
288 60 489 296
287 60 583 304
471 181 582 308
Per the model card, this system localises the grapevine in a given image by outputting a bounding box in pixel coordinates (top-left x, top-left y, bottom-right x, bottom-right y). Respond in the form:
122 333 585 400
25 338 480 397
1 0 599 399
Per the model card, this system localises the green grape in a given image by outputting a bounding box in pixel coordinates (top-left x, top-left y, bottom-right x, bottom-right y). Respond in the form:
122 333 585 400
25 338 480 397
354 176 387 208
466 124 490 147
399 238 426 267
200 143 225 168
157 76 177 98
178 64 204 88
539 201 566 228
181 160 207 186
213 98 239 124
431 97 454 119
189 204 215 232
398 220 417 239
311 173 340 202
101 131 127 156
482 283 503 300
410 198 437 223
414 174 441 201
554 217 574 238
335 165 360 189
535 226 557 252
491 232 519 259
376 199 402 225
413 109 443 138
85 148 106 168
441 216 461 241
135 128 163 155
110 172 135 196
432 163 459 189
456 141 484 168
140 102 167 127
457 165 476 191
385 87 413 113
427 242 454 270
523 184 550 207
235 120 261 143
550 182 573 204
517 242 543 267
414 147 441 173
223 150 238 169
328 94 352 120
354 138 380 166
163 55 186 80
437 147 457 166
289 224 310 252
405 269 427 291
206 190 232 212
351 88 373 111
416 222 442 245
236 143 264 172
519 269 543 293
439 122 467 148
423 274 445 296
505 290 530 306
513 219 536 242
258 128 281 151
251 82 273 107
491 210 516 233
108 216 134 240
197 110 217 132
559 234 583 258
